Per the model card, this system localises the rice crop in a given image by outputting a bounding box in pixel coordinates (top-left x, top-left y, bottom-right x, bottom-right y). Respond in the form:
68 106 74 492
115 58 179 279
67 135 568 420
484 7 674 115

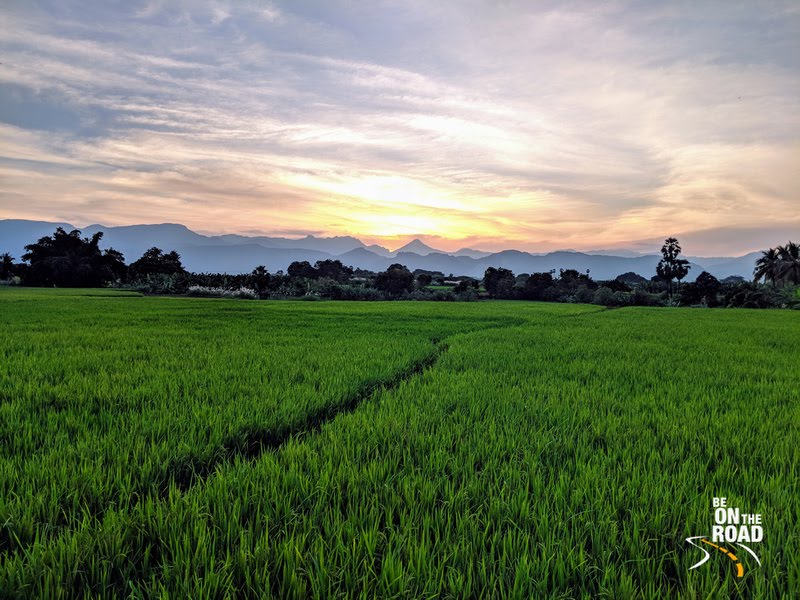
0 288 797 598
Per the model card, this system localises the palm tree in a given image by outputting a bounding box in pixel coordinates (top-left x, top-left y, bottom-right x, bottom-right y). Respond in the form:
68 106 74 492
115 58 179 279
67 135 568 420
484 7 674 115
776 242 800 285
755 243 800 286
657 237 690 295
753 248 780 284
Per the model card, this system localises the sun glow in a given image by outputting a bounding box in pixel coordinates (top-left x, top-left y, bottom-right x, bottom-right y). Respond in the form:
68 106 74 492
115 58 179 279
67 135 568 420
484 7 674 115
347 213 447 238
280 171 508 240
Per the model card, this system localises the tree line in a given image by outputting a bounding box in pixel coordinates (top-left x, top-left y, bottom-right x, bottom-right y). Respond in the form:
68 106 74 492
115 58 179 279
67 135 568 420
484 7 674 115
1 228 797 308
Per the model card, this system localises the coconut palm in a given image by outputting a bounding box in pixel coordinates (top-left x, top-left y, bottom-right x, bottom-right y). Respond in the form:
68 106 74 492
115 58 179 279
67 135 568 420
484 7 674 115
753 248 780 284
656 237 690 295
776 241 800 285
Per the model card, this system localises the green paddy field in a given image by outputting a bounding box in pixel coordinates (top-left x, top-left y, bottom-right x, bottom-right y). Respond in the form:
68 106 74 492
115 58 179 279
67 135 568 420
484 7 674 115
1 288 797 598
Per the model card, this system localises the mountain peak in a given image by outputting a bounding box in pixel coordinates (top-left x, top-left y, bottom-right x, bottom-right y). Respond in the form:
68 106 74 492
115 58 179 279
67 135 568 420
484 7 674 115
394 239 441 255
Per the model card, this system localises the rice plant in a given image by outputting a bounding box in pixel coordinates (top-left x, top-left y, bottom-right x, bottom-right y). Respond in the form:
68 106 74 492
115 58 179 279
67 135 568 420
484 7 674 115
0 288 797 598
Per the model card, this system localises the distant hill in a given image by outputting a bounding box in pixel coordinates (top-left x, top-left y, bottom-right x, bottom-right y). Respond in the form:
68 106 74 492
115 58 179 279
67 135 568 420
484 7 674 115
393 239 442 255
453 247 493 259
685 253 761 280
175 244 333 274
0 219 76 259
364 244 392 257
582 249 644 258
0 219 764 280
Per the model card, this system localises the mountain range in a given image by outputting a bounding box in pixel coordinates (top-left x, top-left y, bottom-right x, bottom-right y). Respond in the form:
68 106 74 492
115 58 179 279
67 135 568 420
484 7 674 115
0 219 763 281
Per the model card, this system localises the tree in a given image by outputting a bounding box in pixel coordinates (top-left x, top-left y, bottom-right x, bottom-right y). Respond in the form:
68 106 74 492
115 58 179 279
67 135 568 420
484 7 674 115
722 275 745 284
599 279 630 293
375 263 414 296
523 272 554 300
695 271 721 298
22 228 127 287
287 260 317 279
104 248 127 282
453 279 470 293
753 242 800 286
248 265 272 297
0 253 14 280
558 268 592 288
680 271 721 306
776 242 800 285
129 247 185 278
483 267 515 298
656 237 690 295
615 271 648 286
314 259 353 282
753 247 780 284
416 273 433 287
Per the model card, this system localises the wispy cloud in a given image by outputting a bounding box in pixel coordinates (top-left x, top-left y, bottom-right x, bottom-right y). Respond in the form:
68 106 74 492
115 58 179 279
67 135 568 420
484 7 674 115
0 0 798 254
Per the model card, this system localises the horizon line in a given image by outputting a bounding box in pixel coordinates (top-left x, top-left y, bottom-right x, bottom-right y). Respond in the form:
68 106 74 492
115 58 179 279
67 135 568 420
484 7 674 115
1 217 786 259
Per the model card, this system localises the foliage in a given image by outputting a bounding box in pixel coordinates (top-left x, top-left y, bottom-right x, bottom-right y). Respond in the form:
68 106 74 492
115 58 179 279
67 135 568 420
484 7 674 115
286 260 318 279
615 271 648 286
8 228 799 309
453 278 477 294
0 253 14 280
597 279 630 293
375 263 415 296
558 268 593 291
678 271 721 307
591 286 629 307
483 267 516 298
247 265 272 298
522 271 555 300
416 272 433 287
656 237 690 293
132 272 190 294
723 281 799 309
315 259 354 282
186 285 257 299
21 228 127 287
129 247 186 279
286 260 354 282
754 241 800 285
0 290 797 598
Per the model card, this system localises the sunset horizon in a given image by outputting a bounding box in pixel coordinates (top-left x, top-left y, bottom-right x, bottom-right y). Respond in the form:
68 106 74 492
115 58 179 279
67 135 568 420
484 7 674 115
2 1 798 256
4 215 797 258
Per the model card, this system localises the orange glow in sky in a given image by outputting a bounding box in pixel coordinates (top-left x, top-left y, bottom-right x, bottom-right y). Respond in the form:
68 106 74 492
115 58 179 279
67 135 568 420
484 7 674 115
0 1 798 255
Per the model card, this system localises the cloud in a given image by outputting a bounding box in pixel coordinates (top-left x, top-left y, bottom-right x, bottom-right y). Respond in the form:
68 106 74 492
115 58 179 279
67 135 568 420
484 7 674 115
0 0 798 254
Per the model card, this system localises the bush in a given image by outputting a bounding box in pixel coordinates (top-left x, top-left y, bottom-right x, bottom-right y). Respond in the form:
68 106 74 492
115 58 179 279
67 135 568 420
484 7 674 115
723 283 799 309
575 285 595 304
132 273 188 294
631 289 665 307
186 286 257 299
592 287 629 307
430 290 456 302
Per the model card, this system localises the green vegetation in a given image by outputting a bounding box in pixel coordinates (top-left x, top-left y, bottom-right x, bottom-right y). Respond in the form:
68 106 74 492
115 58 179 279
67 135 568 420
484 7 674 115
4 228 799 308
754 242 800 286
1 288 798 598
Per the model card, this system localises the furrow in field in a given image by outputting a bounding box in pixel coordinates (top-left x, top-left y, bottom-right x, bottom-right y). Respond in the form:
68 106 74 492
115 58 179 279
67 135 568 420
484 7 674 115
159 316 530 497
159 337 450 497
3 299 488 557
0 312 531 577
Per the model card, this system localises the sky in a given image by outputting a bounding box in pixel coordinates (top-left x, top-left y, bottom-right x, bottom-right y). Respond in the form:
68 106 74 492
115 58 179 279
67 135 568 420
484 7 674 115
0 1 798 255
